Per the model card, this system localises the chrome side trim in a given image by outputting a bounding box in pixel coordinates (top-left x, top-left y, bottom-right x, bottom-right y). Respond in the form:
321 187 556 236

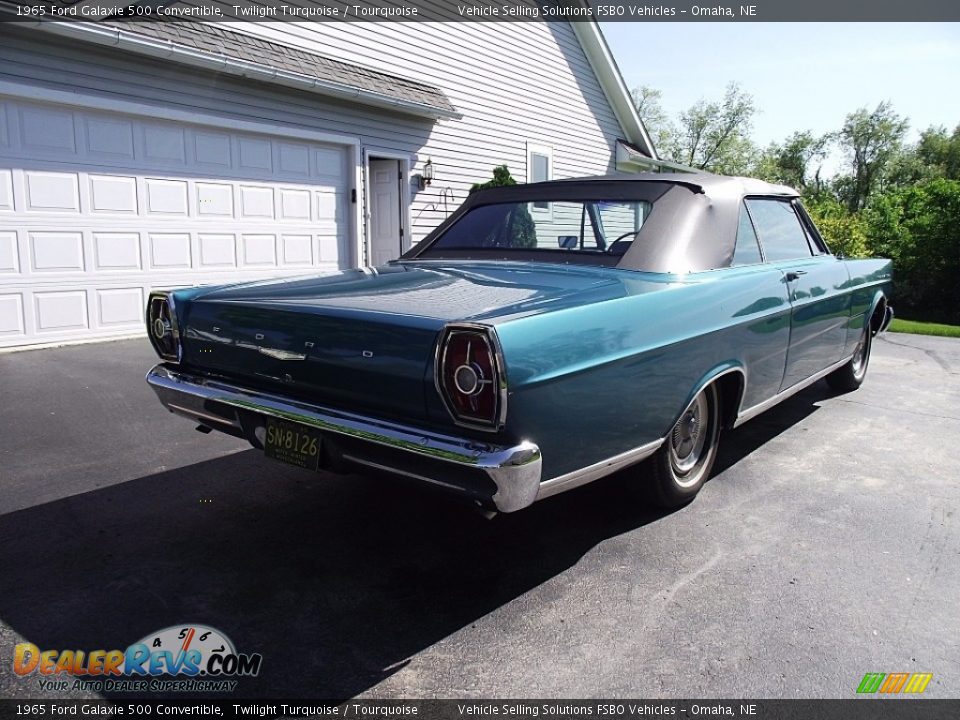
536 438 665 501
733 354 853 428
674 365 747 430
146 364 541 512
258 347 307 361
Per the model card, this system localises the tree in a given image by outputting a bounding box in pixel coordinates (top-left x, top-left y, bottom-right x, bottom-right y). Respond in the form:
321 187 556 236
673 83 758 174
755 131 831 192
864 178 960 323
836 101 909 211
630 85 675 158
889 124 960 186
803 193 869 258
470 165 536 248
470 164 519 193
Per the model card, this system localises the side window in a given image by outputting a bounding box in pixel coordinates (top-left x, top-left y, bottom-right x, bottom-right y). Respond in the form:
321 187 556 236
794 202 830 255
744 198 814 262
731 205 763 266
527 143 552 213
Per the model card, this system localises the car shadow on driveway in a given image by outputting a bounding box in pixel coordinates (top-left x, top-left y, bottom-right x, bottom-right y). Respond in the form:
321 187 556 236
712 383 826 476
0 383 831 700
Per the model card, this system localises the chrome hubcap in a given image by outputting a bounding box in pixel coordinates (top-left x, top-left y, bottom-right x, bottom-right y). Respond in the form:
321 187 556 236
670 392 708 480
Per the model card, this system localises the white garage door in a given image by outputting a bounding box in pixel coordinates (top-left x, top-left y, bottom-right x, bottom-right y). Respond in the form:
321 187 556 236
0 97 352 349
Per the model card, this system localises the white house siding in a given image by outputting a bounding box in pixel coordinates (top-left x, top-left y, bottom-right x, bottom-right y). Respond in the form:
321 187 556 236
231 22 627 241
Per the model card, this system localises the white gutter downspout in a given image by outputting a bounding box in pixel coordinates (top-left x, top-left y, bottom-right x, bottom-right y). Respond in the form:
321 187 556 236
19 18 462 121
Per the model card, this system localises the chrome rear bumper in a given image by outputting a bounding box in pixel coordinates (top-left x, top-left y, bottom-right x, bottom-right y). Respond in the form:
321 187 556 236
146 365 542 512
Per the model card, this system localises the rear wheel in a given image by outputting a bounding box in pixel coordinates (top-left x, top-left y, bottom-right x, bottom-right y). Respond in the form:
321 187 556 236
827 322 872 392
646 383 721 508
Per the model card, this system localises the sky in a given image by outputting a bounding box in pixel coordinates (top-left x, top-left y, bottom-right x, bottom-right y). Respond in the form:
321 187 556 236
600 22 960 168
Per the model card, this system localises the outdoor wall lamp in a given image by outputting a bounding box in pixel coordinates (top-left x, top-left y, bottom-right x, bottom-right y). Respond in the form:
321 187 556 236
418 158 434 190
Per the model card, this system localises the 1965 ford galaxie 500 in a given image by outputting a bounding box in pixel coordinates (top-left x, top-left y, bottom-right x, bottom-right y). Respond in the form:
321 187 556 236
145 173 893 512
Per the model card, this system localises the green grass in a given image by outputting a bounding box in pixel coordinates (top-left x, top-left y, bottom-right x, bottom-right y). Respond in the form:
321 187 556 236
889 318 960 338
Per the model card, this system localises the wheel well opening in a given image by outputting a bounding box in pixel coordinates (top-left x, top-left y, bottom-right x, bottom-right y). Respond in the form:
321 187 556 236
715 372 744 429
870 296 888 334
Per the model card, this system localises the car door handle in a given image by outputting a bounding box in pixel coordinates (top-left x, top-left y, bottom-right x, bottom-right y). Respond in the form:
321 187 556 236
785 270 808 282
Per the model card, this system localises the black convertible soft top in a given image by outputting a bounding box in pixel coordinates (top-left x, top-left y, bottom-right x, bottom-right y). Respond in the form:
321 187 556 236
402 173 800 273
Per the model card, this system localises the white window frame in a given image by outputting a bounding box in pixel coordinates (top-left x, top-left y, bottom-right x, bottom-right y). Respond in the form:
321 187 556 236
526 142 553 221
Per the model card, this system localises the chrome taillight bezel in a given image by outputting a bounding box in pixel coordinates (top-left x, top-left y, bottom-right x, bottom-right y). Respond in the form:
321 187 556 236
434 323 508 433
146 291 181 363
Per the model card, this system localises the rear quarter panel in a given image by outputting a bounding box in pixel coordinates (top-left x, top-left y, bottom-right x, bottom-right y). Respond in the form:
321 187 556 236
841 258 894 355
492 266 793 480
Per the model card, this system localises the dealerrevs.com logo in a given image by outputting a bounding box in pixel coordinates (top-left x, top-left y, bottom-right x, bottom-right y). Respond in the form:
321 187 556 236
13 624 262 693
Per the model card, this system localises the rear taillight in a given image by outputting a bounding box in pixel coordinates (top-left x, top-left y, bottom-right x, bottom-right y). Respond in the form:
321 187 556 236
436 324 506 431
147 291 181 363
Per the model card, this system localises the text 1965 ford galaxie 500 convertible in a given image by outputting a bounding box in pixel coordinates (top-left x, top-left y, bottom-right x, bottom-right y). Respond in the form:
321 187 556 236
145 173 893 512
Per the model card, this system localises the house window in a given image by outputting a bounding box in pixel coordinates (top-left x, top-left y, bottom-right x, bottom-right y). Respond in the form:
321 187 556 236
527 143 553 213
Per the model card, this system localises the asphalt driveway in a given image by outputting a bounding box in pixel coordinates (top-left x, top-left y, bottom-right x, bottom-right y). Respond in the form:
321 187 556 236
1 333 958 699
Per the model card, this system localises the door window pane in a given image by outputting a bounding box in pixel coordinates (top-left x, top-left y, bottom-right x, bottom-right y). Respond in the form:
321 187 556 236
731 205 763 265
745 198 813 262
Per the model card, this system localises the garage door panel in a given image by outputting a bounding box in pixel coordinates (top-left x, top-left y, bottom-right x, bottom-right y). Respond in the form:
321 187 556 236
238 185 274 219
238 137 272 172
193 131 231 168
93 232 141 271
96 288 143 327
1 97 352 348
314 147 345 180
240 234 277 267
282 234 313 266
0 103 10 150
279 188 311 221
144 179 189 216
0 293 25 336
149 233 192 269
20 105 76 154
89 175 138 214
35 290 88 332
25 172 79 212
0 170 12 211
196 182 233 217
318 235 341 264
83 116 135 160
315 191 341 223
142 124 186 165
198 233 237 268
278 142 311 177
0 232 17 273
30 231 85 272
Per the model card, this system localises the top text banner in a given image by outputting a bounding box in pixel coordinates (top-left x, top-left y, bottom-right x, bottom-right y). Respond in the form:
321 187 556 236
0 0 958 21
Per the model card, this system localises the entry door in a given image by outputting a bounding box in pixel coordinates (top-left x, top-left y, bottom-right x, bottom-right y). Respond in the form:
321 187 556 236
368 159 401 267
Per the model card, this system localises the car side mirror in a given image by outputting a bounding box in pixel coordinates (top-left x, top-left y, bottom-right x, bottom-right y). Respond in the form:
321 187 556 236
558 235 578 250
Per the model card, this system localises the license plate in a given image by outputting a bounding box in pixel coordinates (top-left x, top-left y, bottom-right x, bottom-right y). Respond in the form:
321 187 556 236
264 418 322 472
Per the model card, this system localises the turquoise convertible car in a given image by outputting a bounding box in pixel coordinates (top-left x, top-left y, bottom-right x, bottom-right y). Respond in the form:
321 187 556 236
146 173 893 512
